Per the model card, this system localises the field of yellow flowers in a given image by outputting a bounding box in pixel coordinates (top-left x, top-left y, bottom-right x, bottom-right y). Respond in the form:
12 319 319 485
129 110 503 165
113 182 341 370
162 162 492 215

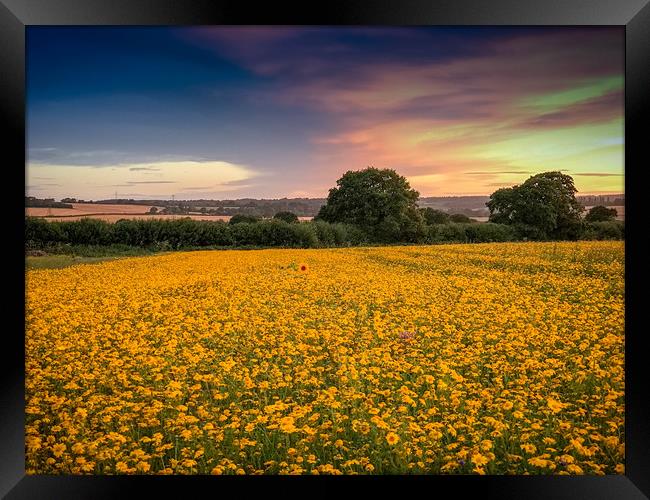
25 241 624 475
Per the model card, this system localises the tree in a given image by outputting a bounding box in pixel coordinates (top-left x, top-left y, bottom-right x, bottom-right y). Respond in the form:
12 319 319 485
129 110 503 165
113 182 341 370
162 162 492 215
273 211 299 223
149 207 158 214
449 213 474 223
584 205 617 222
419 207 450 225
229 214 261 225
487 171 584 240
316 167 425 242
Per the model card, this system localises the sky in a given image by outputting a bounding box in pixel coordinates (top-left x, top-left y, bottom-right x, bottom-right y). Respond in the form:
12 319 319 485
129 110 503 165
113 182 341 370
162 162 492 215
26 27 624 200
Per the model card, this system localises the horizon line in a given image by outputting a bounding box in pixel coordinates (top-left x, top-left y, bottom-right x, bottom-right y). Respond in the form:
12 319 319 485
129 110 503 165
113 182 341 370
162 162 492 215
27 192 626 203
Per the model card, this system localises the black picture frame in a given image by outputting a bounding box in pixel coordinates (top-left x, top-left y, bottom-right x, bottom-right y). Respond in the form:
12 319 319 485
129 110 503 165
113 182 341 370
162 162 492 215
3 1 648 498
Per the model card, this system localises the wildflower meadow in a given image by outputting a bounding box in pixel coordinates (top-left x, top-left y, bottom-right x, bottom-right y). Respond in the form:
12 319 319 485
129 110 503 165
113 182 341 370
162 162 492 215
25 241 624 475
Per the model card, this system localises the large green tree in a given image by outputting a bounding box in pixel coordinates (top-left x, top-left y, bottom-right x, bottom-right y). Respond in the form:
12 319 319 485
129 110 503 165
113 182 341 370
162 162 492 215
316 167 425 242
487 171 584 240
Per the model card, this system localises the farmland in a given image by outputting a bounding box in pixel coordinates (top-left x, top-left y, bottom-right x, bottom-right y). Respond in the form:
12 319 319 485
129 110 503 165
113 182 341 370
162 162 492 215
26 202 161 217
25 202 313 223
25 241 624 475
34 213 234 223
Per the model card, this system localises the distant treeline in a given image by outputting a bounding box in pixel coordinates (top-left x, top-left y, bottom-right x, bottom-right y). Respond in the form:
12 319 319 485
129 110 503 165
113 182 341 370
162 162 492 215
60 197 493 217
25 217 624 253
90 198 326 217
28 193 623 218
25 197 73 209
577 195 625 206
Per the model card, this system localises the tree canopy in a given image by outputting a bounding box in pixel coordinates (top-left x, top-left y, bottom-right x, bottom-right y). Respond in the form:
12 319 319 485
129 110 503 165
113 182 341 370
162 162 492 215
487 171 584 240
419 207 450 225
584 205 617 222
316 167 424 242
449 213 474 224
273 211 299 223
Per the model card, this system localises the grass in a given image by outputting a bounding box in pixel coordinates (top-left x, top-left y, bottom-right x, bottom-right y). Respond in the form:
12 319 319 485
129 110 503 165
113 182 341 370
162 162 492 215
25 244 164 269
25 245 165 269
25 255 127 270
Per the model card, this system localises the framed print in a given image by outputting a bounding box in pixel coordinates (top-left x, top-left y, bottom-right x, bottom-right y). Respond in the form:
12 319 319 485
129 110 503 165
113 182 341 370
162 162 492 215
3 0 649 498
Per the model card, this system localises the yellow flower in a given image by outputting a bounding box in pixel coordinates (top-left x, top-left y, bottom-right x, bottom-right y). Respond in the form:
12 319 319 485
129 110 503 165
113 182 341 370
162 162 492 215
567 464 584 474
279 416 297 433
520 443 537 454
547 398 567 413
52 444 66 458
480 440 493 451
354 421 370 435
136 461 151 473
386 432 400 445
528 457 554 469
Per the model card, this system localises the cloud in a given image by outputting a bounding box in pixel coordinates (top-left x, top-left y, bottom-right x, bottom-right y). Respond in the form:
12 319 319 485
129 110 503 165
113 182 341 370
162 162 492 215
572 172 623 177
240 28 623 195
220 178 256 187
26 160 259 200
127 181 177 185
485 182 517 187
518 90 623 129
182 185 216 191
464 171 532 175
27 148 134 166
28 183 61 188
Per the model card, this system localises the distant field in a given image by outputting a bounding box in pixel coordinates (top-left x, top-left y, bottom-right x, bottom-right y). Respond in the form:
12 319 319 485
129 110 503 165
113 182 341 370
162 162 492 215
26 203 161 217
26 203 314 223
38 214 234 223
